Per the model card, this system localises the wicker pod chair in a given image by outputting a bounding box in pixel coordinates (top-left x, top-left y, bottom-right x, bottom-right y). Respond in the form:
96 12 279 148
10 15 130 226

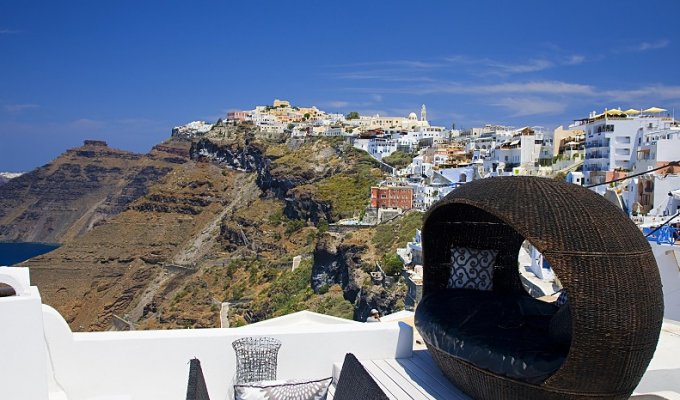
414 176 663 400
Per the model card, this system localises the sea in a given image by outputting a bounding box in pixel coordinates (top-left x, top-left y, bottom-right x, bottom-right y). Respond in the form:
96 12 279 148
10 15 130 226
0 242 60 266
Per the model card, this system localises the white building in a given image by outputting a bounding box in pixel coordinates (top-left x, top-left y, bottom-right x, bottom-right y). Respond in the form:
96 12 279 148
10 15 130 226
322 126 344 137
461 124 513 138
566 171 585 186
171 121 214 138
412 183 454 210
353 135 398 160
577 108 676 186
249 113 279 126
623 127 680 217
406 155 434 178
489 127 544 172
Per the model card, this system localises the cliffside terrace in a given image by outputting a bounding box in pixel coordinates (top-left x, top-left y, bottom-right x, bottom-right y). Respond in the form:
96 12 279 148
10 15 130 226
1 267 679 400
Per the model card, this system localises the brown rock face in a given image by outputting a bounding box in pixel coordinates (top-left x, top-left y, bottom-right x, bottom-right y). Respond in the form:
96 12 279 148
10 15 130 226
25 160 242 331
0 140 184 243
11 134 407 332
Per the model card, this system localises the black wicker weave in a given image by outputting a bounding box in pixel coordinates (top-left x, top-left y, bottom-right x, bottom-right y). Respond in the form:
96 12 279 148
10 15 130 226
334 353 389 400
0 286 15 297
186 358 210 400
232 336 282 384
416 176 664 400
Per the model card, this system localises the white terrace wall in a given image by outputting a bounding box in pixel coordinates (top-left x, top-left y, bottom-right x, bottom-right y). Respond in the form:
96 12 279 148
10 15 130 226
652 244 680 322
41 304 412 400
0 269 50 400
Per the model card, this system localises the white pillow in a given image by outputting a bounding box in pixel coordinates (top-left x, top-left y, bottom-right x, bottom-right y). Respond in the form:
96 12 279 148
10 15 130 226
448 246 497 291
234 377 332 400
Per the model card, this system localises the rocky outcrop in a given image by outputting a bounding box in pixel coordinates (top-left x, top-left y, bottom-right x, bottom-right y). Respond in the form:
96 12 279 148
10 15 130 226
0 141 176 243
312 232 406 322
219 221 249 251
353 285 405 322
284 189 333 224
190 138 324 201
312 233 356 292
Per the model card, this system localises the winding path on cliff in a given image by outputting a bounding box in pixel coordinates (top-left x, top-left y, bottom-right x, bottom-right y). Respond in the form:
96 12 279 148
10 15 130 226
125 172 261 327
172 172 260 265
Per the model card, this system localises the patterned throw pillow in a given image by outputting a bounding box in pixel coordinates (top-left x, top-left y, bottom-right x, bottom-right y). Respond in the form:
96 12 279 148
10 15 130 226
448 246 497 291
234 377 332 400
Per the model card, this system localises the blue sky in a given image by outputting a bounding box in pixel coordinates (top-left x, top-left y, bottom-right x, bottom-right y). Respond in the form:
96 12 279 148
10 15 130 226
1 0 679 171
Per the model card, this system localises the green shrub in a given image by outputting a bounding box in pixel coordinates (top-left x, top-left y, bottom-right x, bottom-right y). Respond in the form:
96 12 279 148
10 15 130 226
382 151 415 169
381 253 403 276
285 219 306 235
317 284 330 294
372 211 423 253
317 219 329 233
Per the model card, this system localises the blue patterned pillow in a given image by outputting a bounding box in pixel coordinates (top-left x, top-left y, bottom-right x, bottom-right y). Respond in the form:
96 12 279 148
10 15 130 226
448 247 497 291
234 377 332 400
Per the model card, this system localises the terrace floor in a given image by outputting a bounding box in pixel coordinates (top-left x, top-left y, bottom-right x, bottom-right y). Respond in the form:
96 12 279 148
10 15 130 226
329 349 469 400
328 320 680 400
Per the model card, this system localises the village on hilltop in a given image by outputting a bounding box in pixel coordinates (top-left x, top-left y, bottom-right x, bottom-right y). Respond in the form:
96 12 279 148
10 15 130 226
171 99 680 311
174 99 679 218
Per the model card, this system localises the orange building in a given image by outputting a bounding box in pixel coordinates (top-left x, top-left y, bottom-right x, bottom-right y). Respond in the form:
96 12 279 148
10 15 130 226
371 186 413 209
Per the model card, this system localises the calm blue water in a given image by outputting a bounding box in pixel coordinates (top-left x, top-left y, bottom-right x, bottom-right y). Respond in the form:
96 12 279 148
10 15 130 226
0 242 60 266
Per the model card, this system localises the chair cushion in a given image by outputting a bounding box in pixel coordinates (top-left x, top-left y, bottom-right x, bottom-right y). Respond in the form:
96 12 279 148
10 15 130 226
234 377 331 400
448 247 497 291
549 303 572 348
334 353 388 400
415 289 567 384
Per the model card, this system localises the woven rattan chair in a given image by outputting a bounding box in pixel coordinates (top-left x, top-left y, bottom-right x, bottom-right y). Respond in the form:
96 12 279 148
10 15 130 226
415 176 664 400
232 336 282 384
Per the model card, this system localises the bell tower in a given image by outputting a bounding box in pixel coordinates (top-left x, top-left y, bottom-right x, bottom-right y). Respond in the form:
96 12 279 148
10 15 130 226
421 104 427 121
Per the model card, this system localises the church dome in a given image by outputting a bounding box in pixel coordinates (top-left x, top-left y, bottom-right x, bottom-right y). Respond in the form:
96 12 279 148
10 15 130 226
408 112 418 120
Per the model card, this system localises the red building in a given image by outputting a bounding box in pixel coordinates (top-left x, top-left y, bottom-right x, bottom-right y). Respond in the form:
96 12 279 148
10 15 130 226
227 111 248 121
371 186 413 210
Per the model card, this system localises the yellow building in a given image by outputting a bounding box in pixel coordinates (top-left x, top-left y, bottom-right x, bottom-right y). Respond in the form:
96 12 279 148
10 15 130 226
553 125 584 156
273 99 290 108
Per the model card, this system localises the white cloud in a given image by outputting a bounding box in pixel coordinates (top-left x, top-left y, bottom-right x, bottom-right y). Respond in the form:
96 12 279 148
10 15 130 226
329 70 435 82
326 100 350 108
603 85 680 102
356 80 594 96
444 55 555 75
566 55 585 65
487 59 554 74
614 39 670 53
493 97 567 117
634 39 670 52
476 81 593 95
0 29 21 35
334 60 443 69
3 104 38 113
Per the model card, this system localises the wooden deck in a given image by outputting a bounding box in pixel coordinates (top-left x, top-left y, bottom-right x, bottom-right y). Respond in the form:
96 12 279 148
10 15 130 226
329 349 470 400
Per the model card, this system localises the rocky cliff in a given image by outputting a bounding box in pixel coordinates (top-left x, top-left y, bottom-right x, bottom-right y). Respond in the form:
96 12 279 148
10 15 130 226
15 128 414 331
0 140 185 243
